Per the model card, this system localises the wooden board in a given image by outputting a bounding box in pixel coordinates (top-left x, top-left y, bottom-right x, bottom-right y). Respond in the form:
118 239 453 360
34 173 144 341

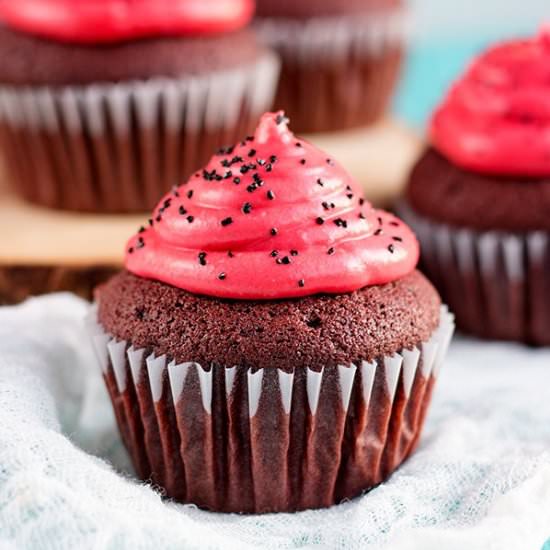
0 118 423 302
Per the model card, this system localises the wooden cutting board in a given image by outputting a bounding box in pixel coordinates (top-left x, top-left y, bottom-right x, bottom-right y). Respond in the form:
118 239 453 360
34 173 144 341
0 118 423 303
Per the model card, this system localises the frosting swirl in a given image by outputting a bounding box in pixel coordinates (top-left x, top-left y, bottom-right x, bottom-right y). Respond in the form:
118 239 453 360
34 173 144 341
431 28 550 177
126 112 419 300
0 0 254 44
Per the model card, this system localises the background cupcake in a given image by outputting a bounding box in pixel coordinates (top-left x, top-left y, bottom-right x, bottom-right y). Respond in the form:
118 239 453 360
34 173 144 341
400 29 550 345
254 0 406 133
89 112 454 514
0 0 279 212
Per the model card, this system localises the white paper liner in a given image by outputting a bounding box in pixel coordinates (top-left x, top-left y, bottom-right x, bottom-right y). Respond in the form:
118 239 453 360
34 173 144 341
0 51 280 212
255 9 408 62
87 305 454 416
86 302 454 512
0 52 279 132
398 201 550 344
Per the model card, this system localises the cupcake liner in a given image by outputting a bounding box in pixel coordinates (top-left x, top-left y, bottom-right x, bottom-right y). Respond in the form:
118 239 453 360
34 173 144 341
87 304 454 513
0 52 280 213
398 201 550 345
254 10 406 132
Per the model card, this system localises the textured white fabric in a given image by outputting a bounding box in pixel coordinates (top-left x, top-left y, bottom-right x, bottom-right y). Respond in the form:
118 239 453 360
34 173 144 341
1 293 550 550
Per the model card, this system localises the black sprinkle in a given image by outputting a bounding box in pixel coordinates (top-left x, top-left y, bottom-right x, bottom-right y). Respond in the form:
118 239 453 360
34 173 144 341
388 244 395 253
270 228 278 236
218 272 227 280
359 212 366 219
327 247 335 255
253 173 264 186
359 198 365 205
232 156 244 164
393 236 403 242
246 184 257 193
187 190 194 199
298 279 305 288
317 178 324 187
270 155 277 163
322 202 330 210
270 250 279 257
265 163 273 172
171 186 180 197
374 228 383 236
233 177 241 184
223 170 233 179
198 252 207 266
179 205 187 215
187 215 194 223
155 215 162 222
300 159 306 165
275 114 288 125
334 218 348 228
228 250 234 258
326 158 335 166
136 237 145 249
248 149 257 158
347 193 354 200
390 221 400 227
377 216 383 225
148 218 153 227
267 190 275 200
128 247 134 254
295 142 302 147
277 256 291 265
221 217 233 227
138 226 145 233
290 249 299 256
246 135 254 142
316 217 325 225
257 158 266 166
240 165 250 174
242 202 252 214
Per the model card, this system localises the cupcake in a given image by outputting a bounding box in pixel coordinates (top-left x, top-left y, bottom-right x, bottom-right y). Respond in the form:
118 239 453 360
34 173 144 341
0 0 279 212
88 112 454 513
254 0 406 133
400 29 550 345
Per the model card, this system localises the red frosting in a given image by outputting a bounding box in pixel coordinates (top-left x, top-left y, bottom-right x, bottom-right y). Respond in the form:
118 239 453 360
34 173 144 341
0 0 254 44
126 113 419 300
431 28 550 177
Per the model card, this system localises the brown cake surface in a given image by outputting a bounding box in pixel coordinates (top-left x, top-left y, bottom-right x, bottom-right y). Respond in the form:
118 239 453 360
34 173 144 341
97 269 441 369
256 0 401 18
0 25 262 86
407 147 550 232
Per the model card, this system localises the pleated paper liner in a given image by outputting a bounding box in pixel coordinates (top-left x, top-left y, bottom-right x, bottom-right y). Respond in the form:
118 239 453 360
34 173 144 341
255 9 406 133
87 305 454 514
0 52 280 213
398 202 550 345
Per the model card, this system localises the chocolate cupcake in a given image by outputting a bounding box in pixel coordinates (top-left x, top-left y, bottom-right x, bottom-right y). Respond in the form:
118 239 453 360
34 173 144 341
399 29 550 345
254 0 405 133
88 112 454 513
0 0 279 212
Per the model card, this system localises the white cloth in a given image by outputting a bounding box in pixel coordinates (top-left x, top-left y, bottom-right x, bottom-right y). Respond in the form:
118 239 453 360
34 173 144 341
1 293 550 550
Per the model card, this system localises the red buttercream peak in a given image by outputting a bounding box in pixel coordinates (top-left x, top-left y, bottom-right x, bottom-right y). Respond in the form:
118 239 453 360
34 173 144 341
431 29 550 177
125 113 419 300
0 0 254 44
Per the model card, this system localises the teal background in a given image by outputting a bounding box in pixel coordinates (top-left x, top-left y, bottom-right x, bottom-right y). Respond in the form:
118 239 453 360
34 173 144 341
393 17 543 128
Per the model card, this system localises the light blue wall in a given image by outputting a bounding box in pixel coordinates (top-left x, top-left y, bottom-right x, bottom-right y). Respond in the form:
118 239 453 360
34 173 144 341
394 0 548 127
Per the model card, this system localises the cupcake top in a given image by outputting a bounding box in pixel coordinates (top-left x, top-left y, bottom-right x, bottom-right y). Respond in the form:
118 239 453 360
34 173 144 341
256 0 400 19
431 27 550 178
126 112 419 300
0 0 254 44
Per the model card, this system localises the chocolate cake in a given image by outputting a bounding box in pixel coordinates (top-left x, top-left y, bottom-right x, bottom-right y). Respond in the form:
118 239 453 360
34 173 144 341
400 30 550 345
0 0 279 212
254 0 404 133
90 113 454 513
